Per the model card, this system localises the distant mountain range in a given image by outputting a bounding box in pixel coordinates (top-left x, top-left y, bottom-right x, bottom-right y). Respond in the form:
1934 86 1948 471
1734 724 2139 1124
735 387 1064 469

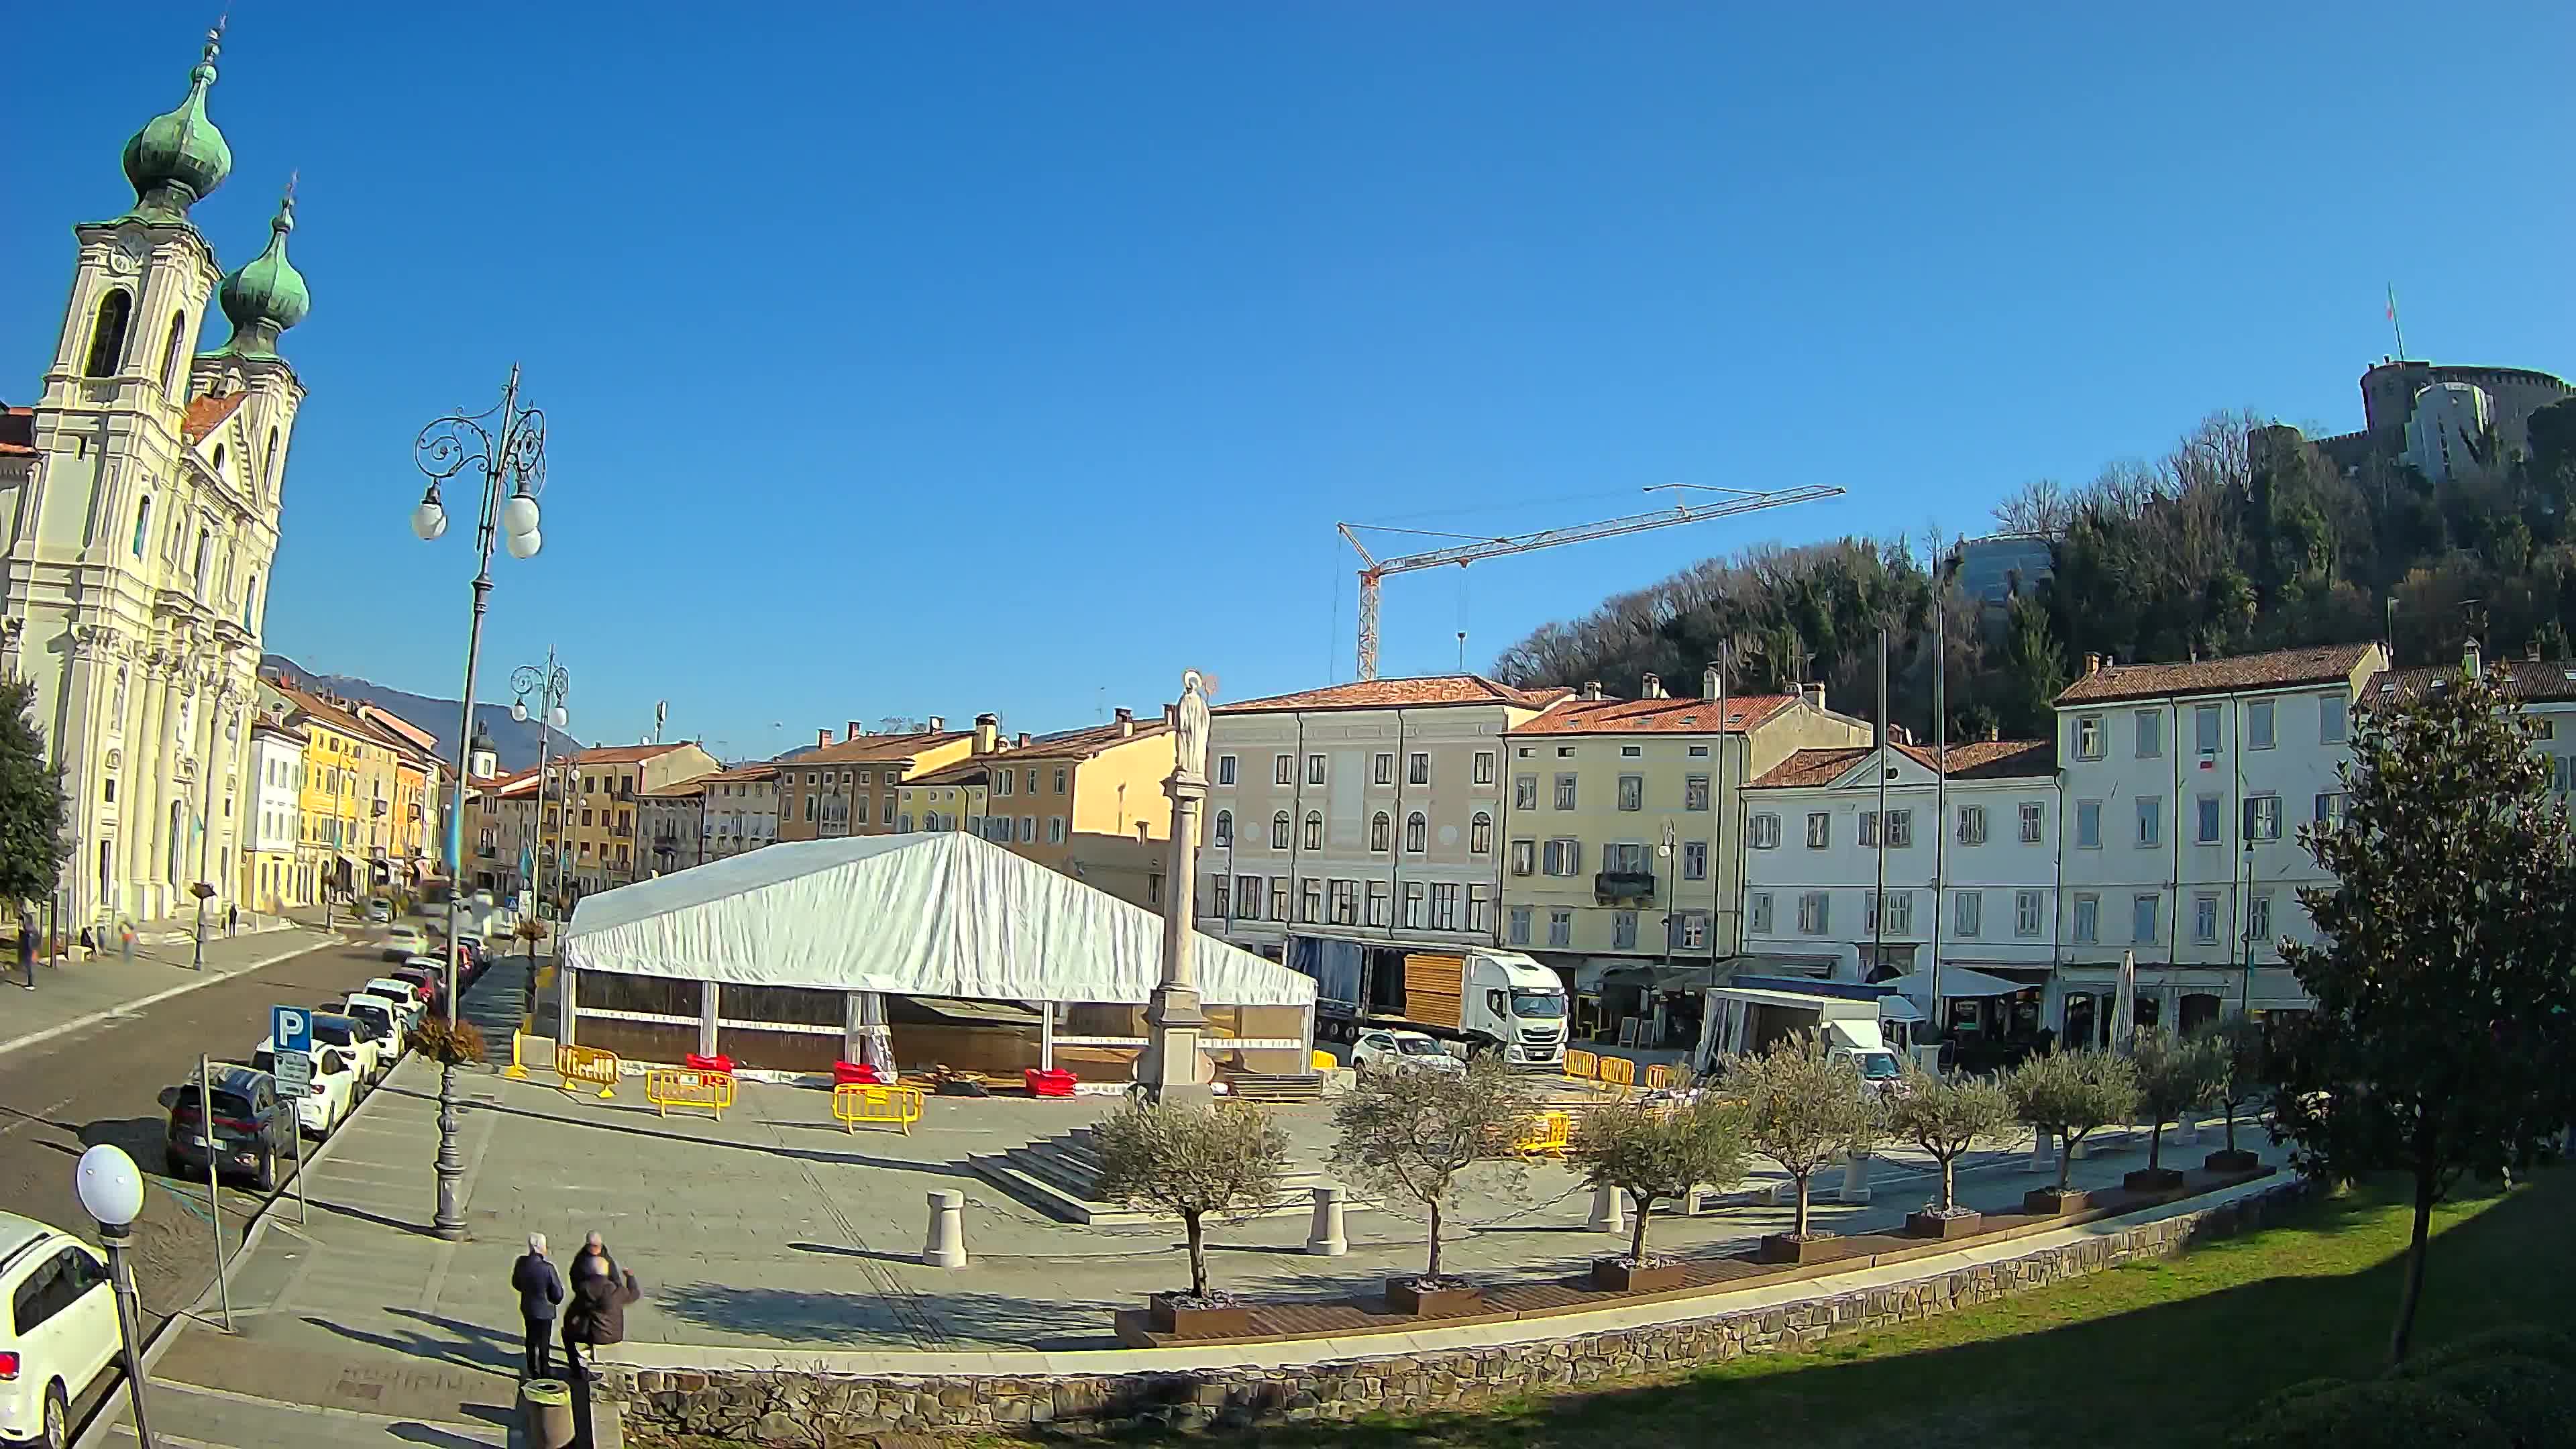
260 653 579 773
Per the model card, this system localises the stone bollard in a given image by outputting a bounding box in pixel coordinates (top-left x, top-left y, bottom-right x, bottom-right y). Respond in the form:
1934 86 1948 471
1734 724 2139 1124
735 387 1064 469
1305 1185 1348 1256
2029 1129 2055 1175
2175 1113 2198 1146
1837 1152 1872 1203
923 1189 968 1269
1588 1183 1627 1234
521 1377 574 1449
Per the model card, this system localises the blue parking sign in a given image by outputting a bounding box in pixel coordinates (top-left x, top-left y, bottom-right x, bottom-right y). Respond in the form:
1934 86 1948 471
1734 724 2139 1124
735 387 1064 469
272 1005 312 1055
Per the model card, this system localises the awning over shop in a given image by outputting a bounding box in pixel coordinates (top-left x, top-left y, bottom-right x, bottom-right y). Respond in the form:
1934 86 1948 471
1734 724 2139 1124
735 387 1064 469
559 831 1316 1008
1876 966 2028 1000
1570 958 1723 994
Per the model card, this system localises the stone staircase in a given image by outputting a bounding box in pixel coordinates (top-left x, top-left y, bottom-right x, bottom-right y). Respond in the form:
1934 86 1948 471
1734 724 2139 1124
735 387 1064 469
971 1124 1366 1226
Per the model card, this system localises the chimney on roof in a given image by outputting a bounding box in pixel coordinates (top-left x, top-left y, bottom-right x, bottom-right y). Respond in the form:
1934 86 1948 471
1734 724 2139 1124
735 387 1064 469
846 720 862 741
927 716 944 732
1115 707 1134 737
1580 680 1604 701
1016 732 1031 748
2463 637 2483 680
973 712 999 755
1801 683 1826 712
2083 653 2101 677
1703 663 1723 701
816 728 831 749
1640 673 1665 699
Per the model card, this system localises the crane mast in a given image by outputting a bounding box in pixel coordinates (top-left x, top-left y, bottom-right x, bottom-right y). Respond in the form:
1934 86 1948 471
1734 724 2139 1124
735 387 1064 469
1340 483 1845 680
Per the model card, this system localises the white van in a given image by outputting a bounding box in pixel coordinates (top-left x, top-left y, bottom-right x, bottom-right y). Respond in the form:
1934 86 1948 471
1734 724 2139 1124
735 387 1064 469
0 1214 119 1448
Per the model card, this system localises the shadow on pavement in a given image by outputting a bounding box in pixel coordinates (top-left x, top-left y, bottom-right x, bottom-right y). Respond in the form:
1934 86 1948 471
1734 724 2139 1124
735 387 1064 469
302 1307 521 1378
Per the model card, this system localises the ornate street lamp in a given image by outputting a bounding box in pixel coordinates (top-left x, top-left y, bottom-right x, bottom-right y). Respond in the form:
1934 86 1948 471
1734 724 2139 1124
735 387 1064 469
412 366 547 1240
76 1145 156 1449
511 653 571 927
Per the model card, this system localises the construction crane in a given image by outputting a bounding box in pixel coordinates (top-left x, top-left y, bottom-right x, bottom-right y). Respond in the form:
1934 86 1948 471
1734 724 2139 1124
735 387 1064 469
1338 483 1846 681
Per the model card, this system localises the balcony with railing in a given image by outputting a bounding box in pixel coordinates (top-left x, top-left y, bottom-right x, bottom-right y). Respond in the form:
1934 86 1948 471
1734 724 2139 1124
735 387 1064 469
1594 870 1656 903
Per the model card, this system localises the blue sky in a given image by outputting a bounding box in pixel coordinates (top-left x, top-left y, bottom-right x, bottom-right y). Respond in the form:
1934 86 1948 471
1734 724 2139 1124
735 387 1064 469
7 4 2570 761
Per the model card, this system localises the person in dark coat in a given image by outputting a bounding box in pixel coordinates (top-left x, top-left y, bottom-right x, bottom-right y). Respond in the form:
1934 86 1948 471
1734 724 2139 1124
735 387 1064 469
568 1231 613 1287
511 1233 565 1379
561 1257 639 1381
17 916 38 990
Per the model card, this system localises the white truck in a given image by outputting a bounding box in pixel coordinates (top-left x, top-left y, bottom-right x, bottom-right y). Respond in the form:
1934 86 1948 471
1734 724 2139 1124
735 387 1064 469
1695 975 1905 1085
1287 935 1569 1068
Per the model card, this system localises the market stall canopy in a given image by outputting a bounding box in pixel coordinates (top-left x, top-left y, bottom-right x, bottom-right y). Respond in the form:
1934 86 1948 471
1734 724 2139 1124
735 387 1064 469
559 832 1315 1008
1875 966 2027 1000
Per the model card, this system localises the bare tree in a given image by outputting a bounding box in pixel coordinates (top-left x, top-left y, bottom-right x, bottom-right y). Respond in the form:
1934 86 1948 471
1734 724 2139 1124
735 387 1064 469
1884 1065 2017 1212
1990 479 2074 540
1092 1099 1289 1301
1568 1081 1750 1264
1332 1059 1531 1284
1721 1034 1884 1237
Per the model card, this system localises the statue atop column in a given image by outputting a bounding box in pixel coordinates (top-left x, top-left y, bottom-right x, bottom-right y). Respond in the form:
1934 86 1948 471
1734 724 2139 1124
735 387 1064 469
1174 669 1210 785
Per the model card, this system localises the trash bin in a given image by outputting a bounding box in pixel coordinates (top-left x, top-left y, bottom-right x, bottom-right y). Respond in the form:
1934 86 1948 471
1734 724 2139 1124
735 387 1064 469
521 1377 575 1449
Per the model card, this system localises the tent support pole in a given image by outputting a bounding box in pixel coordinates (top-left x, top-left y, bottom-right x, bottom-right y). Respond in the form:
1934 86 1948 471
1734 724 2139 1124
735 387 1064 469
555 961 577 1049
1040 1004 1055 1073
843 991 864 1066
1299 1002 1316 1071
698 982 720 1060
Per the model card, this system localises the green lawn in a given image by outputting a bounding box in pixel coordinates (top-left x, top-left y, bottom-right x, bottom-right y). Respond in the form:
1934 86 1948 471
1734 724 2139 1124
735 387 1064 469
1118 1169 2572 1449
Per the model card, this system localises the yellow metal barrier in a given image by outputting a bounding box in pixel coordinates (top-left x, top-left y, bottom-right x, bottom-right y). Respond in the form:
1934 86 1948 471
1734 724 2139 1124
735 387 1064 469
833 1083 926 1135
1564 1049 1599 1081
644 1067 736 1120
1597 1056 1636 1094
1311 1049 1337 1073
1511 1110 1574 1157
1643 1063 1674 1091
555 1044 621 1099
505 1032 556 1081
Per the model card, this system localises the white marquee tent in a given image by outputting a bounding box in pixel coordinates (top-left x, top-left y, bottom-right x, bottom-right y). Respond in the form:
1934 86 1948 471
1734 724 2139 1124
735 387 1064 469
560 831 1316 1009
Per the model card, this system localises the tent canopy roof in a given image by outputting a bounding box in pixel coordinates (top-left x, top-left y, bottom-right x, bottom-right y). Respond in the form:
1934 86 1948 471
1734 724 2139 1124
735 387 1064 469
560 832 1315 1008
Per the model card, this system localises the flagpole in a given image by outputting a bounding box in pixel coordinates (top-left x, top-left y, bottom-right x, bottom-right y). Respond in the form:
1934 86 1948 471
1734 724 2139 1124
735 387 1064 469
2387 283 2407 360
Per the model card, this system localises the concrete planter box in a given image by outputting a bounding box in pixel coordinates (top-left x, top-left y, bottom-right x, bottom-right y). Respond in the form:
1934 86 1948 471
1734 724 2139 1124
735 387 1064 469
1385 1278 1483 1318
1589 1258 1687 1293
1146 1294 1250 1339
1904 1209 1984 1240
2204 1148 2262 1174
1756 1234 1839 1265
2023 1187 2094 1216
2123 1167 2187 1193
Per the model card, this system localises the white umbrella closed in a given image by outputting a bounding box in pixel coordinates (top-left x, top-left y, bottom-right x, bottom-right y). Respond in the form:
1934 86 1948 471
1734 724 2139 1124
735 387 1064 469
2112 949 2138 1054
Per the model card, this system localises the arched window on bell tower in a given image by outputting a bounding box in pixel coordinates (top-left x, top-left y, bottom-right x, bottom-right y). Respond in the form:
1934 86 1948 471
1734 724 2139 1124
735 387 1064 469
85 289 133 378
260 427 278 498
158 311 189 397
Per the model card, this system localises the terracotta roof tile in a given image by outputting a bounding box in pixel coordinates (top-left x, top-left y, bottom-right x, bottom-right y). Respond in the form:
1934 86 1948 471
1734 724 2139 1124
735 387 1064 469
990 718 1172 762
570 742 702 766
1509 694 1797 737
906 759 993 787
182 392 246 445
2371 656 2576 706
2054 643 2380 705
697 763 781 784
790 731 971 766
1753 737 2055 788
1216 675 1570 714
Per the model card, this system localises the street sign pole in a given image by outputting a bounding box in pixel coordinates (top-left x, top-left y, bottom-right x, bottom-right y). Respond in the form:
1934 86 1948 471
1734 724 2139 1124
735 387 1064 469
197 1055 234 1333
270 1008 313 1226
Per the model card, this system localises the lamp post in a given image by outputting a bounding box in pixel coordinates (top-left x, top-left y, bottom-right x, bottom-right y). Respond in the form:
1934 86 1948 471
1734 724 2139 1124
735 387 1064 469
76 1144 156 1449
411 366 547 1241
511 653 571 934
2239 837 2257 1017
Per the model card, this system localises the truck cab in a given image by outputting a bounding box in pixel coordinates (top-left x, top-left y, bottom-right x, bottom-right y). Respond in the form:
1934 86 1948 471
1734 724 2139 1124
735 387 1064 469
1461 951 1570 1067
1289 938 1568 1067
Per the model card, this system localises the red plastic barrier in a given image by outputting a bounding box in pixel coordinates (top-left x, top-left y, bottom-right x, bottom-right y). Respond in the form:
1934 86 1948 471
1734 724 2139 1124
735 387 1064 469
685 1053 735 1074
1023 1067 1077 1098
833 1059 883 1086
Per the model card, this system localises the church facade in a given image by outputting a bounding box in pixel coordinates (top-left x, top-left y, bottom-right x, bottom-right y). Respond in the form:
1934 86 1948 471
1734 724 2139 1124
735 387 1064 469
0 28 312 924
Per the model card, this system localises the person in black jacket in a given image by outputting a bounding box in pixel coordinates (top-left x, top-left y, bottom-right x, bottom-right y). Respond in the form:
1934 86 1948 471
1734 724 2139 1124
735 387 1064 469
510 1234 565 1379
561 1256 640 1382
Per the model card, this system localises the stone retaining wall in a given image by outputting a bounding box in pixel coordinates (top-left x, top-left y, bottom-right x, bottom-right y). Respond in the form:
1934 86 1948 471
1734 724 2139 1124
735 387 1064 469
607 1179 2312 1443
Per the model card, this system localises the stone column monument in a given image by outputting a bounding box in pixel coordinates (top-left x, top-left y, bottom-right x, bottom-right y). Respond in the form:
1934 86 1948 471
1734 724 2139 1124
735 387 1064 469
1136 669 1214 1104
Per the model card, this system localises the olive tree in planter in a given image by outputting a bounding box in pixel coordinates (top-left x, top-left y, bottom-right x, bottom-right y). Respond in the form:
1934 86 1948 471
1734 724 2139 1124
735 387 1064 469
1568 1080 1749 1291
2005 1049 2138 1214
1722 1033 1884 1265
1332 1058 1531 1316
1091 1098 1289 1337
2125 1028 2224 1191
2194 1013 2269 1173
1884 1063 2017 1239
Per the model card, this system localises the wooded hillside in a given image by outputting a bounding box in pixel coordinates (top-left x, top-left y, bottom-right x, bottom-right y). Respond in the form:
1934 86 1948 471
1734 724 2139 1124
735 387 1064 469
1491 399 2576 741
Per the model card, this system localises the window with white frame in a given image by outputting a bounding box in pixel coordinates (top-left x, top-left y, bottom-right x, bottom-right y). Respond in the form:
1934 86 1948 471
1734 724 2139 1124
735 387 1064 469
1236 875 1260 918
1547 909 1572 947
1601 841 1650 875
2247 890 2273 945
2244 794 2282 841
1611 910 1638 949
2247 699 2276 750
1404 812 1426 852
2197 794 2222 844
1216 755 1236 786
1859 810 1880 848
1403 881 1424 928
1507 905 1532 946
2135 708 2163 758
1673 911 1709 950
1470 812 1492 853
1805 812 1830 849
2076 799 2101 849
1049 816 1067 844
1682 840 1707 881
2194 893 2218 944
1888 809 1912 847
2196 704 2221 753
2019 800 2044 843
1617 775 1643 811
2015 890 2044 938
2313 792 2346 827
1956 804 1987 845
1554 774 1577 810
1473 751 1495 785
2075 714 2104 760
1509 839 1535 875
2132 893 2159 944
1208 876 1230 920
2320 694 2347 744
1213 810 1232 847
2073 892 2099 944
1466 884 1490 932
1330 879 1358 924
1408 752 1430 786
1370 812 1391 852
1953 890 1981 938
1542 838 1579 875
1301 877 1323 923
1019 816 1036 843
2136 795 2162 847
1513 775 1538 810
1304 812 1324 850
1684 775 1710 811
1271 812 1291 849
1751 812 1781 849
1366 880 1389 926
1271 879 1289 920
1749 892 1774 933
1885 890 1913 934
1373 753 1394 786
1797 891 1829 934
1305 754 1326 786
1274 754 1294 786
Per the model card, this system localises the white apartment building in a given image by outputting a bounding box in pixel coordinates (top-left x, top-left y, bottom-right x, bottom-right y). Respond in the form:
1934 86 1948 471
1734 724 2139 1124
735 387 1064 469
1741 736 2059 1044
242 714 305 912
1203 676 1569 961
2049 642 2387 1044
696 763 781 859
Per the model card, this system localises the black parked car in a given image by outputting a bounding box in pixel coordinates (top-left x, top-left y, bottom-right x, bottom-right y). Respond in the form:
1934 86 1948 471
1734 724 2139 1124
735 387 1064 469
158 1065 297 1190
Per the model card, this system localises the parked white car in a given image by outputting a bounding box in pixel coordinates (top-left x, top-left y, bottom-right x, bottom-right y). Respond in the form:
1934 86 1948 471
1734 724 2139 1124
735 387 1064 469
0 1212 121 1448
362 981 427 1032
252 1040 358 1136
380 924 427 961
337 996 407 1073
1351 1029 1466 1074
308 1014 382 1087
